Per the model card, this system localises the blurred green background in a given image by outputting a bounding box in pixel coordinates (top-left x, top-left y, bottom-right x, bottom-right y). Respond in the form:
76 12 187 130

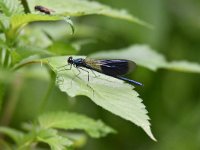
6 0 200 149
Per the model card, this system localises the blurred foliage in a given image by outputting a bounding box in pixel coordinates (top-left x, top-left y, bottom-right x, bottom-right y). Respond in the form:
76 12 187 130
0 0 200 149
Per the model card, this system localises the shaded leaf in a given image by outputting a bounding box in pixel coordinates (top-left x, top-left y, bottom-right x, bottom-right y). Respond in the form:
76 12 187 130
48 41 78 55
38 111 115 138
165 61 200 73
47 57 156 141
0 126 24 144
11 46 52 65
90 45 166 71
64 17 75 34
18 26 53 48
90 45 200 73
37 128 73 150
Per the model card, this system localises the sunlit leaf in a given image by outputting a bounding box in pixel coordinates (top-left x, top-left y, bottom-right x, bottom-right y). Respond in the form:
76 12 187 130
38 111 115 138
47 56 156 141
27 0 152 28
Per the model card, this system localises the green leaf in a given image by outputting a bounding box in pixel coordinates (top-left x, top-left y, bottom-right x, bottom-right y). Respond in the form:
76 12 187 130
10 14 62 33
47 57 156 141
63 17 75 34
90 45 200 73
11 46 52 65
164 61 200 73
90 45 166 71
0 126 24 144
27 0 152 28
17 125 73 149
37 128 73 150
0 14 10 30
0 0 24 16
9 14 74 39
48 41 78 55
38 111 116 138
18 26 53 48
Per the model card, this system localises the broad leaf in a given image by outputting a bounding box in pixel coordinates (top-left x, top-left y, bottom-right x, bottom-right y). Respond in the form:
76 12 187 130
38 111 115 138
47 57 156 141
10 14 62 33
0 14 10 30
0 0 24 16
90 45 200 73
27 0 151 27
9 14 74 38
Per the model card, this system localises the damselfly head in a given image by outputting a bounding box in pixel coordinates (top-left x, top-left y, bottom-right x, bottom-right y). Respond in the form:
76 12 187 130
68 57 73 65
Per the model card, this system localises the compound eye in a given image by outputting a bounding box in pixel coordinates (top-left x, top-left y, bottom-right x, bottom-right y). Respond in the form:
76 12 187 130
68 57 72 64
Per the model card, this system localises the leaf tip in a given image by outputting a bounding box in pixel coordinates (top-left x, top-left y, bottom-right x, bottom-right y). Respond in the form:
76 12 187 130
143 125 157 141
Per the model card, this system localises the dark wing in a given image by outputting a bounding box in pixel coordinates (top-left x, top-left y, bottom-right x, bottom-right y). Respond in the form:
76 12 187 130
85 59 136 76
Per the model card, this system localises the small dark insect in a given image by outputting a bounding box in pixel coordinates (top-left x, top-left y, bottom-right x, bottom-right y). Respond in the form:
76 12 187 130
34 5 55 15
62 56 143 86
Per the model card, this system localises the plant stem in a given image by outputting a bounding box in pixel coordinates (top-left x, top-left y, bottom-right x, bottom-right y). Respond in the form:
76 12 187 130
12 59 48 71
3 50 10 68
0 82 6 113
0 59 50 125
0 48 2 67
39 69 56 114
11 59 54 114
0 75 23 126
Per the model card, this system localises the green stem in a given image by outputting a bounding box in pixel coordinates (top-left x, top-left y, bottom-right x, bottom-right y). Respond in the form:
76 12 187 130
11 59 55 113
0 82 6 113
12 59 48 71
3 50 10 68
0 48 2 67
39 69 56 114
0 59 50 125
0 75 23 126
